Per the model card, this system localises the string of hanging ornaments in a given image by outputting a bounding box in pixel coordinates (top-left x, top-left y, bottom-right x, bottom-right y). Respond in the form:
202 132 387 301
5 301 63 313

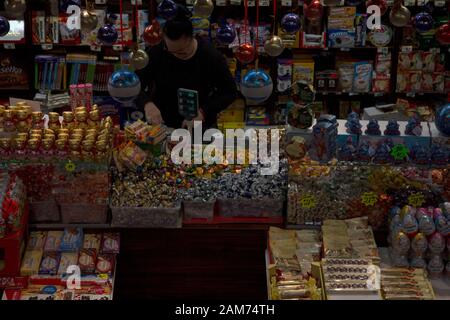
264 0 285 57
235 0 256 64
130 1 150 70
81 0 99 33
240 0 273 105
107 0 141 106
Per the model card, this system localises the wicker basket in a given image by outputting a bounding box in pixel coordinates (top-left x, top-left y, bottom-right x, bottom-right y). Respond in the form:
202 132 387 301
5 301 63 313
110 206 182 228
59 203 109 224
29 199 61 223
217 198 283 217
183 200 215 221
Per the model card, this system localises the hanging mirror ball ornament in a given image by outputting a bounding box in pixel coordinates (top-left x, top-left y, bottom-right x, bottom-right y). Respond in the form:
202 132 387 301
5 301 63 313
240 69 273 104
158 0 178 20
436 22 450 45
366 0 388 15
235 43 256 64
0 16 10 37
216 24 236 44
108 69 141 105
264 35 284 57
435 103 450 136
413 12 434 33
97 23 118 45
281 13 301 34
81 9 99 33
144 20 162 46
193 0 214 18
389 3 411 27
130 49 149 70
4 0 26 18
304 0 324 22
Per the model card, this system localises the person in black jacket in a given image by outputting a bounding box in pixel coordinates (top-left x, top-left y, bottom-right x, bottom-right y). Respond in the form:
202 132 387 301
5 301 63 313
136 5 238 129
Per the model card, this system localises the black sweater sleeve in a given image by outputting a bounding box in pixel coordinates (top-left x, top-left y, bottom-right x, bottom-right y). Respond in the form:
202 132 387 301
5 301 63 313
203 48 238 122
135 47 159 109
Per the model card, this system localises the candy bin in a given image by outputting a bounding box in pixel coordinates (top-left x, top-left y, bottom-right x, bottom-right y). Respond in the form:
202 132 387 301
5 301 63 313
110 153 182 228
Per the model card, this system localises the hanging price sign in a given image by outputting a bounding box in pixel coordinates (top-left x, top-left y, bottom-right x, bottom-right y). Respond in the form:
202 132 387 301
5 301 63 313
65 161 76 173
361 192 378 207
408 193 425 208
299 194 317 209
390 144 409 161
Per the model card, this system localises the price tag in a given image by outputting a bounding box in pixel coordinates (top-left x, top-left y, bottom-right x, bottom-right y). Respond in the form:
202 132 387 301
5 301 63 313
131 0 142 4
434 0 445 6
361 192 378 207
404 0 415 5
430 47 440 53
186 0 194 4
374 92 384 97
90 44 101 52
349 92 359 96
299 194 317 209
401 45 413 53
260 0 270 5
65 161 76 173
113 44 123 51
95 0 107 4
216 0 227 5
3 43 15 49
340 47 350 52
390 144 409 161
230 0 241 4
248 0 256 5
417 0 425 5
408 193 425 208
41 44 53 50
406 92 416 97
282 0 292 6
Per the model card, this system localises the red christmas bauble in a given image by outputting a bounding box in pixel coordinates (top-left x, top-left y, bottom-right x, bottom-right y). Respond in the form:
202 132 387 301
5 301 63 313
235 43 255 64
304 0 323 22
143 20 162 46
436 22 450 45
366 0 387 16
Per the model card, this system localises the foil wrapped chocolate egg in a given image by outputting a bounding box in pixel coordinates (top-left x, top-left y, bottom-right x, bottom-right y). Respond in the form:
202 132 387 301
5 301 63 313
97 23 118 45
413 12 434 33
436 22 450 45
235 43 255 64
0 16 10 37
158 0 178 20
435 103 450 136
143 20 162 46
108 69 141 105
193 0 214 18
240 69 273 105
81 9 99 33
389 3 411 28
130 49 149 70
264 35 284 57
281 13 301 34
216 24 236 44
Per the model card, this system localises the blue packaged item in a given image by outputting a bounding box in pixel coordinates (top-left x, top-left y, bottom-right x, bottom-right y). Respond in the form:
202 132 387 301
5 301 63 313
60 228 84 252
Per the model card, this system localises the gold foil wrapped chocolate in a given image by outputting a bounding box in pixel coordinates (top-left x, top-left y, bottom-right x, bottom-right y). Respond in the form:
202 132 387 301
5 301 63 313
48 112 60 123
16 133 28 140
31 129 43 135
16 120 30 133
75 107 87 113
58 133 70 141
16 110 28 121
12 138 26 149
0 138 11 149
27 139 40 150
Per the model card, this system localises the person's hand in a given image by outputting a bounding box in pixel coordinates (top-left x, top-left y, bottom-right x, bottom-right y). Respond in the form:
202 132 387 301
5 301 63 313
182 109 204 129
144 102 163 125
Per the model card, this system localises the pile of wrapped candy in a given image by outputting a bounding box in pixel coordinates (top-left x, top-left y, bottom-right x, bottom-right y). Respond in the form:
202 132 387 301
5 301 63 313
111 154 288 209
0 173 26 238
21 228 119 277
124 120 167 145
388 203 450 275
381 268 435 300
288 165 448 227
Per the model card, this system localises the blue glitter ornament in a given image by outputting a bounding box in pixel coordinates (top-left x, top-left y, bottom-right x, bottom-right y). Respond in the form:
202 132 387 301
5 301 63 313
413 12 434 33
216 24 236 44
281 13 301 34
158 0 178 20
240 69 273 104
97 23 118 45
435 103 450 136
0 16 10 37
108 69 141 105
